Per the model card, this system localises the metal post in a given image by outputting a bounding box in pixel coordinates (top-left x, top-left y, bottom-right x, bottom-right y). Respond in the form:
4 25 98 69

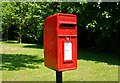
56 70 62 83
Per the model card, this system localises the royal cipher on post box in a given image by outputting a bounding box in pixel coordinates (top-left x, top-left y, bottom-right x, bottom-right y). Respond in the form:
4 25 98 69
44 13 77 71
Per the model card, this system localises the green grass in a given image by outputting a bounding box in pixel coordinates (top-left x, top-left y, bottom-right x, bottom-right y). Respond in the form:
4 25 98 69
0 41 119 81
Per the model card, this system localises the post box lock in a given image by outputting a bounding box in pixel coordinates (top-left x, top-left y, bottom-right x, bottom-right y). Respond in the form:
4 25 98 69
44 13 77 71
66 36 70 40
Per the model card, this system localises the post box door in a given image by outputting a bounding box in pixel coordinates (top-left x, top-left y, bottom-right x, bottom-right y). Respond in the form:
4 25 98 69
57 23 77 71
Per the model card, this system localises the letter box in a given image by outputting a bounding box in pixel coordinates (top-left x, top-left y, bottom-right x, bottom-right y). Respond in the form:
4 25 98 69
44 13 77 71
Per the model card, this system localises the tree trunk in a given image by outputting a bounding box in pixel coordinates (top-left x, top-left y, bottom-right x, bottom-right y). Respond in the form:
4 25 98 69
19 24 22 44
5 26 9 41
6 28 8 42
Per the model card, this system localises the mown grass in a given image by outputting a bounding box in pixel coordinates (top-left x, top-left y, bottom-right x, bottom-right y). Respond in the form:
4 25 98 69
0 41 119 81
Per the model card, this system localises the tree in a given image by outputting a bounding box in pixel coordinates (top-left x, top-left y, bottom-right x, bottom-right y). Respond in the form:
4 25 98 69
2 2 15 41
2 2 120 54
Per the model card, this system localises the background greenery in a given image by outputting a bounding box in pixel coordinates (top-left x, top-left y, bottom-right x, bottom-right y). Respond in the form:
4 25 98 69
1 2 120 54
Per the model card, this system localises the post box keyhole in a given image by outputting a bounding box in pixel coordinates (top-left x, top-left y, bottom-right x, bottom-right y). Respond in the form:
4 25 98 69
66 36 70 40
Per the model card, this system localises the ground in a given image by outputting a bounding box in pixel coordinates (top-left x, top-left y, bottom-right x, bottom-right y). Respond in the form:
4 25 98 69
0 41 119 81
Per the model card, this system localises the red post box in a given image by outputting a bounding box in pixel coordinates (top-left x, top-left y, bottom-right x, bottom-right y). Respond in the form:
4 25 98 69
44 13 77 71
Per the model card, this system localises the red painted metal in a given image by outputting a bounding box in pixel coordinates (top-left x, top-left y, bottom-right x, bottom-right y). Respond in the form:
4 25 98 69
44 13 77 71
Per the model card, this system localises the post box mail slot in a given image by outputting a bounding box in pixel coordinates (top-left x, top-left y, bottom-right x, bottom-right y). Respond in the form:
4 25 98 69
44 13 77 71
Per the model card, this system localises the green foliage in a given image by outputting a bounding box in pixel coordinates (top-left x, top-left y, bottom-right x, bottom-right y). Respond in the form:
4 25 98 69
2 2 120 53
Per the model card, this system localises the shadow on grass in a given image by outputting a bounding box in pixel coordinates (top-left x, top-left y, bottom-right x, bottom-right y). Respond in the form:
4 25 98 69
1 54 44 71
23 44 43 49
78 49 120 66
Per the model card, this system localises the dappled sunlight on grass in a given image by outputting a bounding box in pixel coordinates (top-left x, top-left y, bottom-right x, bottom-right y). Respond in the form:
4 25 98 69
1 54 44 71
78 49 119 66
63 60 118 81
62 49 119 81
1 41 44 71
1 41 119 81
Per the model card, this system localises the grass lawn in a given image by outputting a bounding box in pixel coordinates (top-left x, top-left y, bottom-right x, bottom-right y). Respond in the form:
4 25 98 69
0 41 119 81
